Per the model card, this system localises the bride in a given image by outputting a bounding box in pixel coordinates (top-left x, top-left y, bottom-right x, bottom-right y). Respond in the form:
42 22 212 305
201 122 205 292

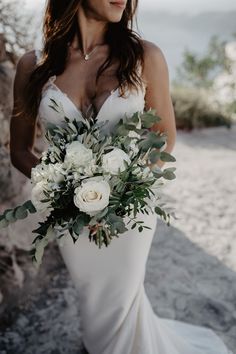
10 1 231 353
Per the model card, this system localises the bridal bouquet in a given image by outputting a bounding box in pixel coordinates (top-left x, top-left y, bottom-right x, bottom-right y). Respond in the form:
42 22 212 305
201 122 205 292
0 99 176 266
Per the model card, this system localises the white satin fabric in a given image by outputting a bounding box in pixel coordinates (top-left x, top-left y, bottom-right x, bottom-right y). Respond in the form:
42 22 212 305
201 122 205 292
35 49 231 354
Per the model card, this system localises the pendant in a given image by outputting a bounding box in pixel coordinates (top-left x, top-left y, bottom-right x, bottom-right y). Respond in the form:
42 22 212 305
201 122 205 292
84 54 89 61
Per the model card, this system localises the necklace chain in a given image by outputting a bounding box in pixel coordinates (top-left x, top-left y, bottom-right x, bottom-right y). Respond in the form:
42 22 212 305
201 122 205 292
68 42 101 61
80 46 98 61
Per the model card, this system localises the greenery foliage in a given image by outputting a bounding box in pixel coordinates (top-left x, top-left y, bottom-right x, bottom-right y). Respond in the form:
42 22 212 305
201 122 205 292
0 107 176 267
174 35 233 89
173 34 236 129
171 87 231 130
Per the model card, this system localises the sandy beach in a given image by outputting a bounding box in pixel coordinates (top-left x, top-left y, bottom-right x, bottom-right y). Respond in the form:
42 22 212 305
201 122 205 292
0 124 235 353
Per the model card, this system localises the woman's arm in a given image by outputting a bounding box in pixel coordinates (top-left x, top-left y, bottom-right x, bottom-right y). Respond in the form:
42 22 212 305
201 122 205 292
10 50 40 179
142 40 176 169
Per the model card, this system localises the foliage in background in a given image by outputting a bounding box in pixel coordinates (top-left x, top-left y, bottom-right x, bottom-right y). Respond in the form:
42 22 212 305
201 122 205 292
0 0 37 64
174 35 234 89
173 34 236 129
171 87 231 131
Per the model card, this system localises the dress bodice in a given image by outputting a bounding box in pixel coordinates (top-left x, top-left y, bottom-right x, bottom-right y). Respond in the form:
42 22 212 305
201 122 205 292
35 49 146 136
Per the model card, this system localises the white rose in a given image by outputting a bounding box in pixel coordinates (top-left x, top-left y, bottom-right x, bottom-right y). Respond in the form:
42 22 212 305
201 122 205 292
102 148 131 175
31 181 51 212
74 177 110 216
64 141 93 168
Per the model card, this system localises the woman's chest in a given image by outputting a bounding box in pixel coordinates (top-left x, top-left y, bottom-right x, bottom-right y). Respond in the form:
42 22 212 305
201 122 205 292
38 81 146 135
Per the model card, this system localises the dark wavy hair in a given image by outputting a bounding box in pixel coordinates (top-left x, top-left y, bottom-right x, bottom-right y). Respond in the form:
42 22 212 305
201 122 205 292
22 0 144 122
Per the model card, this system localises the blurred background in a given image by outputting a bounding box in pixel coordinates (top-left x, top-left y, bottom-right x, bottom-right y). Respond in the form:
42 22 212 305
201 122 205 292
0 1 236 353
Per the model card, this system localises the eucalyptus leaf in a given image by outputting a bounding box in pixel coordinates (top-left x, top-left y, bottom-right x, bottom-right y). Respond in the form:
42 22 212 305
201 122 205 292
149 150 161 164
73 213 90 236
141 113 160 128
96 207 109 219
160 152 176 162
5 209 17 222
155 206 164 215
15 206 28 220
163 170 176 180
114 221 128 233
163 167 176 173
23 200 37 213
32 227 56 267
0 218 9 228
139 132 166 152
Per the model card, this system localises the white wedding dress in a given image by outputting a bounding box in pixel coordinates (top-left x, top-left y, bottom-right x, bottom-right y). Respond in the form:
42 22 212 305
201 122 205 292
35 49 231 354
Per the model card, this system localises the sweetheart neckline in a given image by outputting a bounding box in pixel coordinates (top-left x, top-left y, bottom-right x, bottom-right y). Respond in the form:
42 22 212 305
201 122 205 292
45 75 120 120
37 49 146 121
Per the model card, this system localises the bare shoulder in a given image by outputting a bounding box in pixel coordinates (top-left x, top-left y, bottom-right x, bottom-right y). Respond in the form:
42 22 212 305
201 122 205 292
16 49 37 75
141 40 169 81
14 50 38 91
141 40 167 65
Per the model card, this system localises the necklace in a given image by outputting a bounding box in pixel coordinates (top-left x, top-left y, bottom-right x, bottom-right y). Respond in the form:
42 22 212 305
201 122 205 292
68 41 105 61
80 46 98 61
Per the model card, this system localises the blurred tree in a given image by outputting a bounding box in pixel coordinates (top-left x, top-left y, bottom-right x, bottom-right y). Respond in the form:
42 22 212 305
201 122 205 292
0 0 37 65
174 35 233 89
172 34 236 127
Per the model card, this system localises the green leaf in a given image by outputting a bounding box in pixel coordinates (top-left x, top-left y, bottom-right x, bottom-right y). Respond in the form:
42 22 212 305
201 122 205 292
160 151 176 162
96 207 109 219
23 200 37 213
141 111 161 128
139 132 166 152
163 167 176 173
98 228 103 248
107 213 128 234
32 227 56 267
72 219 84 236
115 221 128 233
73 213 90 236
163 170 176 180
0 218 9 228
5 210 17 222
48 105 59 113
154 206 164 216
32 222 51 237
107 213 123 224
149 150 161 164
115 125 129 136
15 206 28 220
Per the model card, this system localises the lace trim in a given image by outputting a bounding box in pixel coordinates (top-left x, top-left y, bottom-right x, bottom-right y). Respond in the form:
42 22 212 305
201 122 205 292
41 75 58 95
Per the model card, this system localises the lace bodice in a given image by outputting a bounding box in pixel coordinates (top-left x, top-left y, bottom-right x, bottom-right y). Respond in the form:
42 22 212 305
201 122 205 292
35 49 146 136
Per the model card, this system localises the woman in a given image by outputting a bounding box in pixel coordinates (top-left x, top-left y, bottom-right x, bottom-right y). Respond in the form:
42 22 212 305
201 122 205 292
10 1 231 353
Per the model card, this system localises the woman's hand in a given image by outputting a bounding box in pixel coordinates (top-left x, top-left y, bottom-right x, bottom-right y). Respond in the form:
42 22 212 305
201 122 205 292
142 40 176 169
